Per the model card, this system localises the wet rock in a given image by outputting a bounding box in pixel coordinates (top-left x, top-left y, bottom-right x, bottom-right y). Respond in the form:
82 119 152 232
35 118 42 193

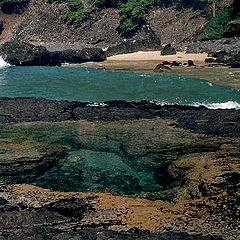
161 44 176 55
187 60 196 67
1 98 240 138
171 61 181 66
0 41 61 66
154 64 172 73
0 139 68 182
205 58 216 63
162 61 171 65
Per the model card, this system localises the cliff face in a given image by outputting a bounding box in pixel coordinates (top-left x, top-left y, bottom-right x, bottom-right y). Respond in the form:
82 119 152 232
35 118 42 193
0 0 208 51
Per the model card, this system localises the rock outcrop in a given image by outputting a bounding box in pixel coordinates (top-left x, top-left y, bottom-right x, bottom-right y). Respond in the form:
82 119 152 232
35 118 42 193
161 44 176 55
0 97 239 239
1 97 240 138
0 139 68 183
55 48 106 63
0 41 61 66
0 41 106 66
154 64 172 72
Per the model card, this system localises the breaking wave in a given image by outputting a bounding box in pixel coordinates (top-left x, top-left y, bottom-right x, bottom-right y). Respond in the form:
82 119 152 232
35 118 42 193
0 56 10 68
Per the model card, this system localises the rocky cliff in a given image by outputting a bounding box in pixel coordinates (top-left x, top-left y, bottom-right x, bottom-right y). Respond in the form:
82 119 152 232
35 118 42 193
0 0 208 51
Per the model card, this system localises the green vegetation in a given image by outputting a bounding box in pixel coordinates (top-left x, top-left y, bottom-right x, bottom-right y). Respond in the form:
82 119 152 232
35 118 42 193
0 0 29 14
198 8 231 41
48 0 211 37
65 0 90 26
117 0 155 37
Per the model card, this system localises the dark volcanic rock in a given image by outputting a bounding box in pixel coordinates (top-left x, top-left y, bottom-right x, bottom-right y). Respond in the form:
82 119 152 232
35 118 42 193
171 61 181 66
187 60 196 67
106 26 161 57
55 48 106 63
161 44 176 55
0 41 106 66
0 41 61 66
1 98 240 138
154 64 172 73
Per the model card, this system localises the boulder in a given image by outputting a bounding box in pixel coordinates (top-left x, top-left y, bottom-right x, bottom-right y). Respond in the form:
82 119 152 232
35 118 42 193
0 41 61 66
162 61 171 65
171 61 181 66
161 44 176 55
205 58 216 63
154 64 172 73
55 48 106 63
187 60 196 67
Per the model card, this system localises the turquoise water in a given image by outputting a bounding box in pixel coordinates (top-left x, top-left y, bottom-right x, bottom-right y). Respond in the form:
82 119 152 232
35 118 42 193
0 66 240 107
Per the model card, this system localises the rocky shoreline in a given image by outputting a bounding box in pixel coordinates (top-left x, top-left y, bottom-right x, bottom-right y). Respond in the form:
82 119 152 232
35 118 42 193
0 97 239 239
1 97 240 138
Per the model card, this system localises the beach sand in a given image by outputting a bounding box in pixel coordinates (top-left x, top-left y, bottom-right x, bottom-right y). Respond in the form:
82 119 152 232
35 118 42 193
107 51 208 64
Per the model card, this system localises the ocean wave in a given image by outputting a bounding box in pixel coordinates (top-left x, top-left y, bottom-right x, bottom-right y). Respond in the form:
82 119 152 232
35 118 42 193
149 100 240 109
193 101 240 109
0 56 10 68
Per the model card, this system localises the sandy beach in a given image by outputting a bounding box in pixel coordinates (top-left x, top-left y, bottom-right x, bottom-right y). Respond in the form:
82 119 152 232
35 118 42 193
107 51 208 65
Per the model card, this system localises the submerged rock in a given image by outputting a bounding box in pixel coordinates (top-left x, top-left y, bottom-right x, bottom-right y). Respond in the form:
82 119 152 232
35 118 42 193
0 139 68 183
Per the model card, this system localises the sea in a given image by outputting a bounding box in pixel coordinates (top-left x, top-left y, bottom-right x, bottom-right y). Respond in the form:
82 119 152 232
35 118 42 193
1 56 240 109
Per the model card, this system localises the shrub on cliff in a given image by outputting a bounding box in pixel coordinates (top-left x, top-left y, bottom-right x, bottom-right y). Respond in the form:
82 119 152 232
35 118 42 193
65 0 90 26
117 0 154 37
198 7 231 41
0 0 30 14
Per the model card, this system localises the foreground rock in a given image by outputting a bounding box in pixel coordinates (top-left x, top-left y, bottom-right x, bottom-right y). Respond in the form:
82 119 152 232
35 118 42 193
0 139 68 183
0 97 239 239
1 97 240 138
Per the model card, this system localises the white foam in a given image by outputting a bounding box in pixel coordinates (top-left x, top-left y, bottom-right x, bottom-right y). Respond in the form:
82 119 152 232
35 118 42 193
193 101 240 109
0 56 10 68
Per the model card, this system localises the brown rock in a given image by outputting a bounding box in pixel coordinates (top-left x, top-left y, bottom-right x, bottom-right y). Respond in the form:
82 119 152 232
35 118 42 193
154 64 172 72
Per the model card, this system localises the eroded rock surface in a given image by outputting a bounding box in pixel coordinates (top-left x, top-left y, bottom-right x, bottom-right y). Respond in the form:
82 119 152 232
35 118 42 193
0 98 239 239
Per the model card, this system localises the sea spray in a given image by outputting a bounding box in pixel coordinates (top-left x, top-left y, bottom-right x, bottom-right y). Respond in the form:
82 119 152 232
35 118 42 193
0 56 10 67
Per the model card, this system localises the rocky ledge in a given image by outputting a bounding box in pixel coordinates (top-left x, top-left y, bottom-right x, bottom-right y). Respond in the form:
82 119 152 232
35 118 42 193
1 97 240 138
0 97 239 239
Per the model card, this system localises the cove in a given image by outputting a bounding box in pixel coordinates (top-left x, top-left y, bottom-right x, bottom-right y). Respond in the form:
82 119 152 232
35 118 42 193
0 66 240 107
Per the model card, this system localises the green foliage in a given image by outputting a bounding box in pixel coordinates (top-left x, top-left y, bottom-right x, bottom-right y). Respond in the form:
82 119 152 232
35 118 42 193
0 0 30 14
228 18 240 26
65 0 90 26
88 0 125 8
118 0 154 37
198 8 231 41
